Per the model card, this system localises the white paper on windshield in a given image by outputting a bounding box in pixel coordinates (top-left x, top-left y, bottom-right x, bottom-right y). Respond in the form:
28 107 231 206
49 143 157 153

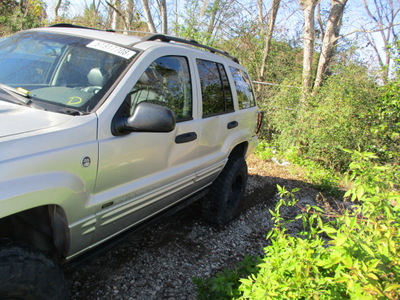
87 40 136 59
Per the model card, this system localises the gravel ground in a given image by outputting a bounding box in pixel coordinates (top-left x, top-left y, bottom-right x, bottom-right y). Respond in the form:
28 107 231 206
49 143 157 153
66 155 323 300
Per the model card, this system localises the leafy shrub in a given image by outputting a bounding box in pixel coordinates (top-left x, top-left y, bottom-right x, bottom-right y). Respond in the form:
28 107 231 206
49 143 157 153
262 63 391 171
0 0 45 35
238 150 400 299
195 151 400 299
285 147 341 195
194 254 262 300
368 78 400 165
254 141 276 161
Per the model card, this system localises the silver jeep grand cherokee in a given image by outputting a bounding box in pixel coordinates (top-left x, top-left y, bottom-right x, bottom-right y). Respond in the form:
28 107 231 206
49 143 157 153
0 24 260 299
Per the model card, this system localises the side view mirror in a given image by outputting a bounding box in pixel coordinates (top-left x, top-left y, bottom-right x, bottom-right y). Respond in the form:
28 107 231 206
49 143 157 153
112 102 176 136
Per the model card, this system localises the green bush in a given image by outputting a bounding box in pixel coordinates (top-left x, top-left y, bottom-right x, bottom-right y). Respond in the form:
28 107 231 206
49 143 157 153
238 150 399 299
0 0 45 35
194 254 262 300
368 78 400 165
254 141 276 161
195 151 400 299
261 62 399 171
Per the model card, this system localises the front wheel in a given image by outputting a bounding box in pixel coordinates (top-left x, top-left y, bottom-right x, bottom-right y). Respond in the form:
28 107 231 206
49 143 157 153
202 157 248 225
0 242 69 300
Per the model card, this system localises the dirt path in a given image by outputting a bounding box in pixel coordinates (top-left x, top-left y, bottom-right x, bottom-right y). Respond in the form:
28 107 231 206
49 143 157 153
67 155 322 300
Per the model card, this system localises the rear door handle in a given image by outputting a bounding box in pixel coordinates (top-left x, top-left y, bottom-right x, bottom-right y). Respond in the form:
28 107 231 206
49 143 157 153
227 121 238 129
175 132 197 144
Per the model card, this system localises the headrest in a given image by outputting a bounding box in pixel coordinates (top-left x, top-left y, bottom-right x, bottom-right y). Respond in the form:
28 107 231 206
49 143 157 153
87 67 107 86
138 72 149 84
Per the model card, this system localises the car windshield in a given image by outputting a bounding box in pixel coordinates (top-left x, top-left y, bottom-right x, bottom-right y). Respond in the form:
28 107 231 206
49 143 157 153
0 31 137 113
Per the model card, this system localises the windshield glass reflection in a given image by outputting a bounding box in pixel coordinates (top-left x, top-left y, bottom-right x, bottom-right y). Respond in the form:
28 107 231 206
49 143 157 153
0 31 136 113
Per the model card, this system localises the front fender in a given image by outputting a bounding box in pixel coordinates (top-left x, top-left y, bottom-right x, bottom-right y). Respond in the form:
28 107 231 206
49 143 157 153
0 172 94 221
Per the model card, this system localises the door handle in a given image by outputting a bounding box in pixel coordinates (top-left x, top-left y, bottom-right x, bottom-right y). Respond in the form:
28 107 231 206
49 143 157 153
227 121 238 129
175 132 197 144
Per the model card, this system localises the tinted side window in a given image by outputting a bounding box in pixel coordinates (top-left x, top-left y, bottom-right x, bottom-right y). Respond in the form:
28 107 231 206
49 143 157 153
197 59 234 117
129 56 192 121
229 67 256 109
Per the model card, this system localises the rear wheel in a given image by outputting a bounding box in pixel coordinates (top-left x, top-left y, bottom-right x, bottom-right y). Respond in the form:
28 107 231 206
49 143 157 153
202 157 248 225
0 241 69 300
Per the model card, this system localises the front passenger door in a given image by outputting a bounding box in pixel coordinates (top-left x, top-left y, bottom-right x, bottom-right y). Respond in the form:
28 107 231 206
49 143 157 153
93 55 199 243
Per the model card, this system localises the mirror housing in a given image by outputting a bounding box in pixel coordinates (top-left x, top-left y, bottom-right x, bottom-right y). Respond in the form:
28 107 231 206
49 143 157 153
112 102 176 136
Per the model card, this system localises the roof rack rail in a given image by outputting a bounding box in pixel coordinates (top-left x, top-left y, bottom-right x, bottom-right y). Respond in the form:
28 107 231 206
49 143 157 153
110 29 153 35
141 34 239 64
48 23 115 32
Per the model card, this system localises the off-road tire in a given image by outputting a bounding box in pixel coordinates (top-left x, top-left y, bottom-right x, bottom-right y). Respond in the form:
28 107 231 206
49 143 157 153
0 241 69 300
202 156 248 225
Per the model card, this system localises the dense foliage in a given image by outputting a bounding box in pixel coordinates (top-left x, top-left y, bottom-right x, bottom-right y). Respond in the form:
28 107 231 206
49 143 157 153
239 150 399 299
369 78 400 164
256 62 399 171
0 0 45 35
195 150 400 299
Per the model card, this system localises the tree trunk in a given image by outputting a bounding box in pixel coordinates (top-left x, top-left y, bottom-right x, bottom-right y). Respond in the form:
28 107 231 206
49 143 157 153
125 0 134 30
206 0 221 42
259 0 281 83
313 0 348 90
109 0 120 30
142 0 157 33
54 0 62 21
160 0 168 34
299 0 319 96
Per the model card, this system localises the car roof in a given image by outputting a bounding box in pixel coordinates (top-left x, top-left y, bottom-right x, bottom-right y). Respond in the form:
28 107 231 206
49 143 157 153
30 26 142 46
28 25 240 64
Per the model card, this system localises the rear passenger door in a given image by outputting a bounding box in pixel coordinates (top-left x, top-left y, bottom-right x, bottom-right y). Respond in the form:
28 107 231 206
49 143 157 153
195 59 237 184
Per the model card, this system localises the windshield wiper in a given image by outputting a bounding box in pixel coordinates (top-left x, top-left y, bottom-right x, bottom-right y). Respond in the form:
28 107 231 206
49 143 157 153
26 99 85 116
0 83 32 106
57 107 85 116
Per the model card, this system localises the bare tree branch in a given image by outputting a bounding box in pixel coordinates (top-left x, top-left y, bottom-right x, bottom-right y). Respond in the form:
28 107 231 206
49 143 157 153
259 0 281 83
105 0 129 30
316 2 325 39
340 22 400 39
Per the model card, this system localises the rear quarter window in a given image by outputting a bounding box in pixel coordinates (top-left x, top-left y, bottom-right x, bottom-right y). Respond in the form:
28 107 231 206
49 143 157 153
229 67 256 109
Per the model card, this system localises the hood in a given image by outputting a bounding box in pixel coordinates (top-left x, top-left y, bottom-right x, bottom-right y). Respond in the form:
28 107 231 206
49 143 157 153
0 101 73 138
